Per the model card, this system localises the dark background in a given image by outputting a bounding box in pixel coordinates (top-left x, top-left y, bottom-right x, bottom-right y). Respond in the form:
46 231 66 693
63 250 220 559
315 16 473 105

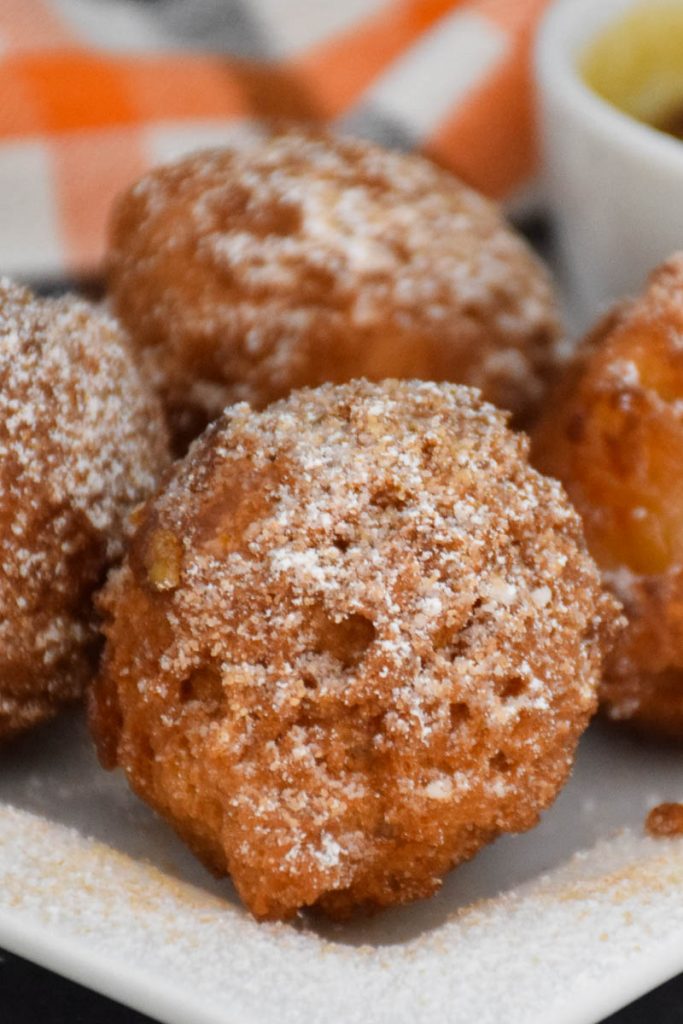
1 948 681 1022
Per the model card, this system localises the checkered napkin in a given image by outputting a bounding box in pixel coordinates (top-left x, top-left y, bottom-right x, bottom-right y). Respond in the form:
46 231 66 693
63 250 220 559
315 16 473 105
0 0 550 279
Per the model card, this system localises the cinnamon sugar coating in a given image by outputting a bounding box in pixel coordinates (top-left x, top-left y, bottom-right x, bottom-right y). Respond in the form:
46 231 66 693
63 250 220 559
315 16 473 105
91 380 619 920
0 279 169 741
533 255 683 739
107 128 562 447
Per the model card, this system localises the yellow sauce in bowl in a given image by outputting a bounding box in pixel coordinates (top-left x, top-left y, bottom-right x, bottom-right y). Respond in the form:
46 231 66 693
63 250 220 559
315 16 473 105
582 1 683 141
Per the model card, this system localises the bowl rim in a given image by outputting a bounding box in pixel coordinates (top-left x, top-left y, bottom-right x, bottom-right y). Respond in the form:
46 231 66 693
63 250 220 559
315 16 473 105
535 0 683 170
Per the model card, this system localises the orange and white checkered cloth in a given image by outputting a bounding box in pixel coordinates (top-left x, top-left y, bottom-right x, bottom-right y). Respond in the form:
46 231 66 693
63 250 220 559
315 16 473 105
0 0 550 279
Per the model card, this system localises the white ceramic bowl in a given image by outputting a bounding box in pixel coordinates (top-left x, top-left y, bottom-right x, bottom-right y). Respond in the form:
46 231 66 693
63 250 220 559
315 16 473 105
536 0 683 326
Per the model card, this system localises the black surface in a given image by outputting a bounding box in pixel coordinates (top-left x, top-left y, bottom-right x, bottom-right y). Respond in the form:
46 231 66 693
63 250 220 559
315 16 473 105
0 949 154 1023
1 948 681 1022
601 974 683 1024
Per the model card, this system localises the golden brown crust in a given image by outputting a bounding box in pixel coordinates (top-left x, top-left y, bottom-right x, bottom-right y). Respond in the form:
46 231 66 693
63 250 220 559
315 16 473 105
533 254 683 738
0 279 170 741
646 802 683 837
108 127 562 447
91 379 619 920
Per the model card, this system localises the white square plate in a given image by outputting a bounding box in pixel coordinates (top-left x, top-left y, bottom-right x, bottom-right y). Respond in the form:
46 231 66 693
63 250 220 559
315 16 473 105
1 710 682 1024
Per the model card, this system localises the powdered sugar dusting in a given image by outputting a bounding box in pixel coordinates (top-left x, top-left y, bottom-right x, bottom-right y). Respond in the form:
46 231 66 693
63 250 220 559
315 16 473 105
0 803 682 1024
96 380 619 918
533 252 683 734
0 278 169 738
109 127 562 438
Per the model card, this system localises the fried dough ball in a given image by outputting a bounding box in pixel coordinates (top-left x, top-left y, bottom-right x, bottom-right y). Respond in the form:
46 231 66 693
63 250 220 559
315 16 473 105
0 279 169 741
107 127 562 447
91 379 619 920
533 255 683 739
